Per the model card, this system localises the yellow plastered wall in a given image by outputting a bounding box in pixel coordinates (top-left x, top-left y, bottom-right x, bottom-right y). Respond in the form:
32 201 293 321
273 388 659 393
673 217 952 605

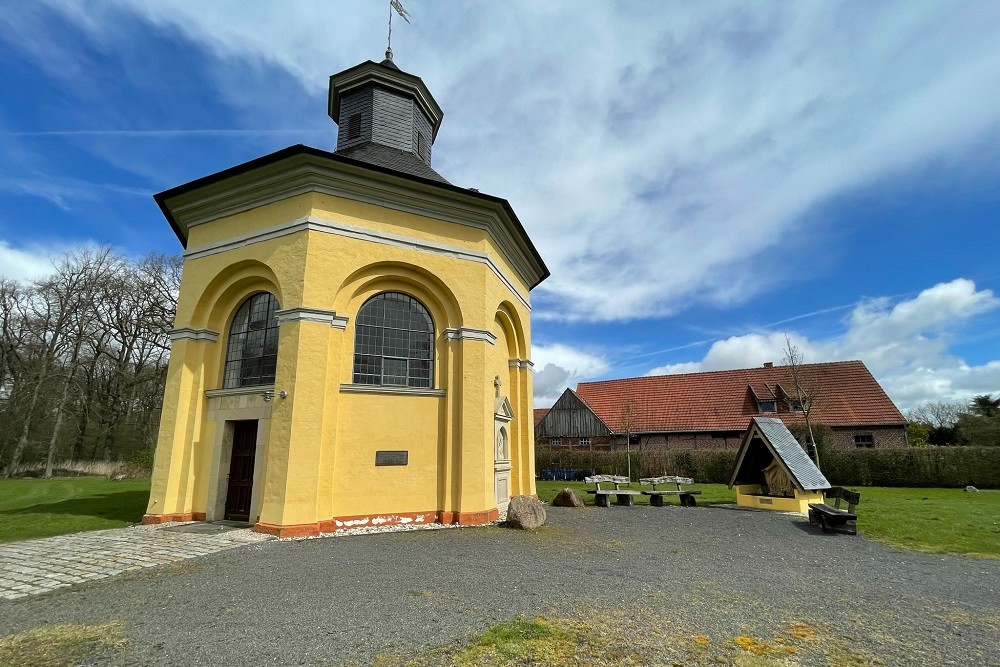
148 189 537 527
735 485 825 514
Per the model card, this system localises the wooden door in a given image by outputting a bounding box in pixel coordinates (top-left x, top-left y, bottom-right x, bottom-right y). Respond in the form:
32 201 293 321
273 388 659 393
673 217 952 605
224 420 258 521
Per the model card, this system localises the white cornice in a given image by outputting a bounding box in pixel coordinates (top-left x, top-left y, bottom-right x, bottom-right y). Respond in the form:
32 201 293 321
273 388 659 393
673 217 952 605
508 358 534 369
444 327 497 345
168 328 219 343
275 306 349 329
164 153 545 293
183 214 531 311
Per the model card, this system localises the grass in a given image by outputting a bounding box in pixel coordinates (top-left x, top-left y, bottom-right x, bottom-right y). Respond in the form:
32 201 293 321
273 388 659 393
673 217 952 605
0 477 995 558
850 486 1000 558
536 479 737 506
536 480 1000 558
362 604 887 667
0 621 125 667
0 476 150 543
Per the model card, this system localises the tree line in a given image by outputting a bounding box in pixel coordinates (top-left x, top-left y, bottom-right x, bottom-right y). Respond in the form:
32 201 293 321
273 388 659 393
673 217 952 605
906 395 1000 447
0 248 180 477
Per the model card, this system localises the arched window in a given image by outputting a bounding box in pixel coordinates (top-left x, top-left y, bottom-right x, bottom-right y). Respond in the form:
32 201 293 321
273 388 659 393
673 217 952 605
223 292 280 388
353 292 433 388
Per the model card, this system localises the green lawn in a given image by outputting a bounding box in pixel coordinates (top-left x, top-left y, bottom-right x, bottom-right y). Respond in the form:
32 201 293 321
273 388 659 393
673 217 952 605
0 477 151 543
536 480 1000 558
0 478 996 559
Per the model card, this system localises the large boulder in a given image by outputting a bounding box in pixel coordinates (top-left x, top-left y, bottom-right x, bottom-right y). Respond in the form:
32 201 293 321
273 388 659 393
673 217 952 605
551 488 585 507
505 495 547 529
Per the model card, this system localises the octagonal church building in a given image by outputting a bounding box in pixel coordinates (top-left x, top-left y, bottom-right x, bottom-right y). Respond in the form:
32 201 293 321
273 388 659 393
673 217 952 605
143 53 548 538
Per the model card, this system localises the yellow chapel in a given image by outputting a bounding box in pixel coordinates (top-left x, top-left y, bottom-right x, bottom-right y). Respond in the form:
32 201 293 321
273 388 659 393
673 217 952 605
143 53 548 538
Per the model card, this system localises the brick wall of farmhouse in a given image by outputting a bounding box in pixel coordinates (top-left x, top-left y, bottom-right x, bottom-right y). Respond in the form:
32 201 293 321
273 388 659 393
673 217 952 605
539 426 908 451
830 425 908 449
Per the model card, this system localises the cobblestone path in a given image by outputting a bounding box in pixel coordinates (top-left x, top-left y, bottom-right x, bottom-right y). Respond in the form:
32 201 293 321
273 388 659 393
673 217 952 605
0 523 272 600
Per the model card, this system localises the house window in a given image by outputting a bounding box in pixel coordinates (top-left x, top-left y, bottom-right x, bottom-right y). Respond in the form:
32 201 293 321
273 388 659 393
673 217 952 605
353 292 434 388
854 434 874 449
580 437 591 447
223 292 280 388
758 400 776 413
788 398 807 412
551 438 562 446
348 113 362 139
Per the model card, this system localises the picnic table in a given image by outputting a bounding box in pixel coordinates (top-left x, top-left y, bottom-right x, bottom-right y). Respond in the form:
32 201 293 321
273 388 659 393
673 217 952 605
584 475 640 507
638 476 702 507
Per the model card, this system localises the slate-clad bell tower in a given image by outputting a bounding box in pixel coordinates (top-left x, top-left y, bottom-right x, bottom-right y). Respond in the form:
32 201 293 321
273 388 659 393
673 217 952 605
328 50 447 182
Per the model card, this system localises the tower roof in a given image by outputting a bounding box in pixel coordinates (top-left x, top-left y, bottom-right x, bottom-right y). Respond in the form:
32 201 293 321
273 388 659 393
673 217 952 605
328 59 443 139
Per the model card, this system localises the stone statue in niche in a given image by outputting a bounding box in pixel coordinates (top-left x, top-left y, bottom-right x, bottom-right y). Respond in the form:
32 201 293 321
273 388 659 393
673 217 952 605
495 426 508 462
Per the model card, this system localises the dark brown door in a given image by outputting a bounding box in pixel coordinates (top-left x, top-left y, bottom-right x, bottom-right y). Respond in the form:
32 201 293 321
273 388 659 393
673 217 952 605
224 420 258 521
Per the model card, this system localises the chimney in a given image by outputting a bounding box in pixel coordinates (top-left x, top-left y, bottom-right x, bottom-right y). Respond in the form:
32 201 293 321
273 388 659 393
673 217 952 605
763 362 774 368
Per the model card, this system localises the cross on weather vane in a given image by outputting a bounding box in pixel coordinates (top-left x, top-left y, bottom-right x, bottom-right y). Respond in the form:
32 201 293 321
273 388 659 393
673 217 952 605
386 0 411 61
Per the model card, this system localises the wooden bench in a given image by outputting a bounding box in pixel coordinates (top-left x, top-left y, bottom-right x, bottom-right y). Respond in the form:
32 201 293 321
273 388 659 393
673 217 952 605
639 476 703 507
808 487 861 535
584 475 640 507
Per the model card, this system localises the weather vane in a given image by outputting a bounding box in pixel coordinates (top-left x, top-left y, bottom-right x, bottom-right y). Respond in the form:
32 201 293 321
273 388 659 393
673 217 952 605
386 0 411 61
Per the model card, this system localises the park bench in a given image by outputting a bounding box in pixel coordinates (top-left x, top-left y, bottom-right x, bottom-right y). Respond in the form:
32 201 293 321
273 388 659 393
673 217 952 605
584 475 640 507
639 476 702 507
808 487 861 535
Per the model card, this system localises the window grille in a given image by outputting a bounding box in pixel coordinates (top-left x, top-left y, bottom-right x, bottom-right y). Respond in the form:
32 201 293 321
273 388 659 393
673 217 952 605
352 292 434 388
223 292 280 388
854 434 874 449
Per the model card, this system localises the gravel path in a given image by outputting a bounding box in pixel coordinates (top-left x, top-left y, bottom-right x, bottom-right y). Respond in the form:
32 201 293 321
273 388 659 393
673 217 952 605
0 505 997 665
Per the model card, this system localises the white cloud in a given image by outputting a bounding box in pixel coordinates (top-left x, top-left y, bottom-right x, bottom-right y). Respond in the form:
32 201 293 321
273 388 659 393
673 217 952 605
646 279 1000 408
0 241 59 282
17 1 1000 321
532 343 609 407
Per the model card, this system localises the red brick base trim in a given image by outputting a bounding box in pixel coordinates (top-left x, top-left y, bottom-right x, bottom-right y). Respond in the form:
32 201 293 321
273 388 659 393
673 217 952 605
141 512 206 524
253 508 501 539
253 522 320 539
441 507 500 526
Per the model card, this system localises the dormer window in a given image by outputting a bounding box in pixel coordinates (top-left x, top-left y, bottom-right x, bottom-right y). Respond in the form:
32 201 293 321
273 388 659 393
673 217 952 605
757 400 776 413
788 397 807 412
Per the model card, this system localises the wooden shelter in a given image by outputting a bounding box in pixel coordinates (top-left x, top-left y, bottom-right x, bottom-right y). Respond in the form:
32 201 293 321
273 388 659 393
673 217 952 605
729 417 831 513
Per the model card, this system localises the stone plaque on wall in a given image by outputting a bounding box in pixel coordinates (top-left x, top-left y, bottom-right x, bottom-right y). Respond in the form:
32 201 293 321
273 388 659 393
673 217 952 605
375 450 408 466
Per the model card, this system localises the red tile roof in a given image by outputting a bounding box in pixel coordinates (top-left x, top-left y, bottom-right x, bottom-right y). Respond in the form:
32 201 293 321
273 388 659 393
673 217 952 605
533 408 550 427
575 360 905 433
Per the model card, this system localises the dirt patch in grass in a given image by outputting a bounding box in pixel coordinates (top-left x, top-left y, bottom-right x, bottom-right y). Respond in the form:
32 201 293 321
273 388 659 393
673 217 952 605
357 599 897 667
0 621 126 667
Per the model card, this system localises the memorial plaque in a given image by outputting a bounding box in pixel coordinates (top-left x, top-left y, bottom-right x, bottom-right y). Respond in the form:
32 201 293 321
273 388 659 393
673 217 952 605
375 450 408 466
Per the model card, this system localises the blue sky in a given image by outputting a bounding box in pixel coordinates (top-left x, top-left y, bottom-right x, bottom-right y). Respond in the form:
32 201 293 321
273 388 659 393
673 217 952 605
2 1 999 408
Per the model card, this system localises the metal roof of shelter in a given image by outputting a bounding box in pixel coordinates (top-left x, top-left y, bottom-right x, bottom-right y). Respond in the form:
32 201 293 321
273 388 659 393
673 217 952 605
729 417 831 492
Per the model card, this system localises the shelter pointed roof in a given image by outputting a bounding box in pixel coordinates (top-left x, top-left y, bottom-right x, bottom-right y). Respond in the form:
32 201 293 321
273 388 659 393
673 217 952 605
729 417 831 492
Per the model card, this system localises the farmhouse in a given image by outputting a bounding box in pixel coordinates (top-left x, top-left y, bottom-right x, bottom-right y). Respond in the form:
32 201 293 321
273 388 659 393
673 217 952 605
143 53 548 537
536 360 907 451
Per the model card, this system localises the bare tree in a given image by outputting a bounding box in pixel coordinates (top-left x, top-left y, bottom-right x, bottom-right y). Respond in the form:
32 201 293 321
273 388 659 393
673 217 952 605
618 397 636 480
905 401 964 429
0 248 180 476
783 336 822 468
